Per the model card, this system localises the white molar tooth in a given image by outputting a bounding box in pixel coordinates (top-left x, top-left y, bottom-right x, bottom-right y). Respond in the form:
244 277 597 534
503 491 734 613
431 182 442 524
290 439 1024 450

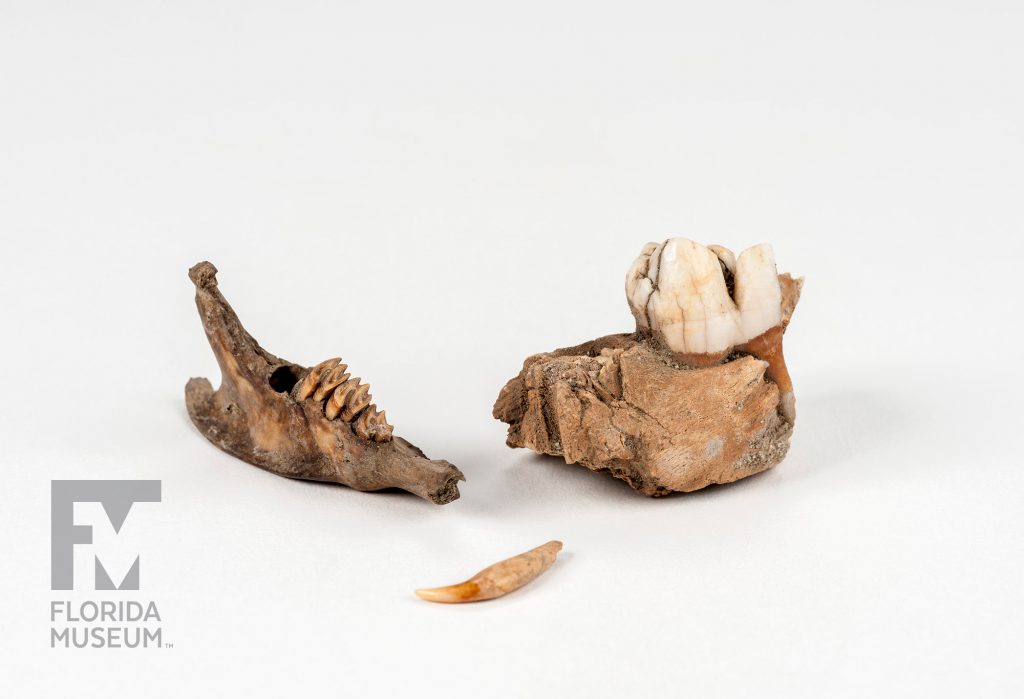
624 237 784 356
645 239 740 355
734 244 782 340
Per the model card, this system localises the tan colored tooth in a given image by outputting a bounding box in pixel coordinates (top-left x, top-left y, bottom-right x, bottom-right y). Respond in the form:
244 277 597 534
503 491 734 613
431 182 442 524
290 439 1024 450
325 378 359 420
371 410 394 442
313 363 350 401
350 404 394 442
329 376 362 421
293 357 341 401
416 540 563 603
353 404 376 440
341 382 371 421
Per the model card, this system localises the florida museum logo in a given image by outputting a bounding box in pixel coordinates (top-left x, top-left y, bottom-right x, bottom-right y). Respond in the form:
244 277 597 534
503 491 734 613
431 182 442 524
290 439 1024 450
50 480 167 649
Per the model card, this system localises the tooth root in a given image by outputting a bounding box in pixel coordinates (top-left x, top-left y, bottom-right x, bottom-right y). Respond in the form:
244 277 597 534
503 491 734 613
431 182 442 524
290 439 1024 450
734 244 782 340
415 541 563 604
738 325 795 423
293 357 341 401
341 383 372 422
646 238 740 355
312 363 350 401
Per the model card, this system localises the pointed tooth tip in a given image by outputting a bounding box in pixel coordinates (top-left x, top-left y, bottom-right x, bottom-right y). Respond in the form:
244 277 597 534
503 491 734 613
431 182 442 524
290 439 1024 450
414 581 481 604
414 588 453 603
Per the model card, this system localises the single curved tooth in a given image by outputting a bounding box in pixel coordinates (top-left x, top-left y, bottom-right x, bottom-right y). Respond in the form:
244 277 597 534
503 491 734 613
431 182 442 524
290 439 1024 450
734 244 782 340
325 378 359 420
340 383 372 422
415 541 563 604
312 363 350 401
646 239 740 355
293 357 341 401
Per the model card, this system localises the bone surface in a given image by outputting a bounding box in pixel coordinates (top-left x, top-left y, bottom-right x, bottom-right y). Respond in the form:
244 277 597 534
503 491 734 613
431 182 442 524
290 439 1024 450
495 237 801 495
185 261 463 504
416 541 563 603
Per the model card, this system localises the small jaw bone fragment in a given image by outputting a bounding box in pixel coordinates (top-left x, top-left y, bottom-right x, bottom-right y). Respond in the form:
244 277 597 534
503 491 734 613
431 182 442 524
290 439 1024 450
185 261 462 504
625 237 797 421
416 541 563 603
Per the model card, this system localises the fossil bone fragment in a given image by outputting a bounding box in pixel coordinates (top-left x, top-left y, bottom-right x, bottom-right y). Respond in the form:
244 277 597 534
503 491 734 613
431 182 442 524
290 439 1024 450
185 261 462 504
494 238 802 495
416 541 563 603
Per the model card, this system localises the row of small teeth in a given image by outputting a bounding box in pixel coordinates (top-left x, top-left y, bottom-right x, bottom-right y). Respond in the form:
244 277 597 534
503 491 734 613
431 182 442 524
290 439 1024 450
293 358 394 442
625 238 783 357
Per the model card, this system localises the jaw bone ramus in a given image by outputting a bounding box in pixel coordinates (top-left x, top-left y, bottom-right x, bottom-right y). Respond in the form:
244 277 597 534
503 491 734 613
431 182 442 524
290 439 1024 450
626 238 800 422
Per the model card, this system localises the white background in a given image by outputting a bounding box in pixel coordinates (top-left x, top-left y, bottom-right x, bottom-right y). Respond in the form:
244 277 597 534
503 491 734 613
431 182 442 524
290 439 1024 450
2 1 1022 696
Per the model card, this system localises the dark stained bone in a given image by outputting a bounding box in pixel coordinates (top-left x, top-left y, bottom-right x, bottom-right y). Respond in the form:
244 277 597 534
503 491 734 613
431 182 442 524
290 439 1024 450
185 261 463 505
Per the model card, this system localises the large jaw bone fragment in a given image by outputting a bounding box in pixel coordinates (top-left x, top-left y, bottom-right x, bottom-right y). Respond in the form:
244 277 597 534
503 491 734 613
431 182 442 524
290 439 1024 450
494 238 801 496
184 261 463 505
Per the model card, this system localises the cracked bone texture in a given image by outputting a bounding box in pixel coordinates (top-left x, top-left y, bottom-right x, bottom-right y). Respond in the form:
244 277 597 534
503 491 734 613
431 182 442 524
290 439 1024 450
185 261 461 504
495 239 801 495
626 238 782 357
